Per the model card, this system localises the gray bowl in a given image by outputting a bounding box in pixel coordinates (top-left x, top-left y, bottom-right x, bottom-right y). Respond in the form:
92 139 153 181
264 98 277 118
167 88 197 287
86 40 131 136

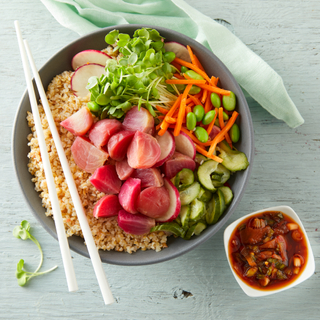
12 25 254 266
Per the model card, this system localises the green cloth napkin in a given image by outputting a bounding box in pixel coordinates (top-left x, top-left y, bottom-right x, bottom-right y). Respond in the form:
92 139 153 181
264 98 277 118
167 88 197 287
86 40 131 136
40 0 304 128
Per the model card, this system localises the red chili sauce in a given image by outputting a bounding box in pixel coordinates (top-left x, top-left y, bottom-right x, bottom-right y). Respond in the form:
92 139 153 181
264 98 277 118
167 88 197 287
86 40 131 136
229 211 308 290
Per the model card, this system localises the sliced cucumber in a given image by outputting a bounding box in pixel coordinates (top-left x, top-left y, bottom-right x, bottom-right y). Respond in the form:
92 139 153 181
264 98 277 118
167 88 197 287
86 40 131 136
189 198 205 221
174 168 194 190
197 160 219 191
195 153 207 167
179 205 191 230
206 189 226 225
218 141 249 171
194 221 207 236
198 187 213 202
151 222 185 237
180 182 201 205
211 164 231 187
219 186 233 205
184 224 197 240
175 215 182 225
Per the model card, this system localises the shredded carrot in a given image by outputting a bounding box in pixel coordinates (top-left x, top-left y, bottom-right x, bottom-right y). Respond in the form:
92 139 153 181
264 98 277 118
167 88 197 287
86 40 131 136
197 83 230 96
174 84 192 136
206 108 218 135
166 79 206 85
194 55 205 71
159 120 170 135
208 111 238 155
210 76 219 87
186 106 192 114
173 73 184 79
166 117 177 124
186 102 194 109
188 94 203 107
156 123 161 130
158 115 165 120
195 145 223 163
201 89 208 104
158 127 167 136
186 97 193 104
218 107 232 147
194 92 202 99
187 45 198 66
171 61 181 71
165 95 182 118
155 105 169 115
204 92 212 113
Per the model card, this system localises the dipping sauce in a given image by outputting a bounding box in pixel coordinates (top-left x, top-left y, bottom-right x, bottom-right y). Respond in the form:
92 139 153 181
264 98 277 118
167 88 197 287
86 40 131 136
228 211 308 290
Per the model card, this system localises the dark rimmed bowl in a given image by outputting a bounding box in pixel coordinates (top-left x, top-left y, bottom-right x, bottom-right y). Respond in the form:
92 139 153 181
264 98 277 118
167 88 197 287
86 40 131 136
12 24 254 266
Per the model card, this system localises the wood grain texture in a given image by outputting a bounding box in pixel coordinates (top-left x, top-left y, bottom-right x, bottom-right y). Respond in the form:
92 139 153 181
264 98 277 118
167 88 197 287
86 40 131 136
1 0 319 319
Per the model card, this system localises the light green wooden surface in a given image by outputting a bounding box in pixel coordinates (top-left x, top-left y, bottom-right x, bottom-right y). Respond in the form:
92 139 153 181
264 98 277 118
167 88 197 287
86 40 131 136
1 0 319 319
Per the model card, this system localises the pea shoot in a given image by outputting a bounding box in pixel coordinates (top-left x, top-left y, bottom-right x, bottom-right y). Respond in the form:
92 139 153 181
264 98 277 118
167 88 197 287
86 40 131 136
13 220 57 286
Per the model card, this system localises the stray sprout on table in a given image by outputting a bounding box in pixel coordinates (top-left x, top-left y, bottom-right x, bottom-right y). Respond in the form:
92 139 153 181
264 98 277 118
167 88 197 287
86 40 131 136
13 220 57 286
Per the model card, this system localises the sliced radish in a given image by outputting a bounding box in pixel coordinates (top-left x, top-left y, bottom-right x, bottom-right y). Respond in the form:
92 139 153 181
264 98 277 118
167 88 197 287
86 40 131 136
209 125 221 140
115 158 134 180
71 63 105 97
71 50 112 70
89 165 121 194
93 194 122 218
164 42 191 63
154 130 175 167
174 131 196 160
132 168 164 188
117 210 155 235
156 178 181 223
118 178 141 214
122 106 154 135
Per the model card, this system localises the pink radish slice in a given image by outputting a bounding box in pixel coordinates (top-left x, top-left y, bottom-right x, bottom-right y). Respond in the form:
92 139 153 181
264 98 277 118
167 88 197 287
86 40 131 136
71 136 109 173
132 168 164 188
122 106 154 135
118 178 141 214
117 210 155 235
156 178 181 223
136 186 171 219
154 130 175 167
108 130 135 161
71 63 105 97
115 158 134 180
174 131 196 160
89 165 121 194
209 125 221 140
164 42 191 63
162 151 196 179
127 131 161 169
88 119 122 148
71 50 112 70
60 107 93 136
93 194 122 218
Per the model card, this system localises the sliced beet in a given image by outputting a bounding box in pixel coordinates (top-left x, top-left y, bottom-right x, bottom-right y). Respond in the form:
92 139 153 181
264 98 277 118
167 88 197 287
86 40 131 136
88 119 122 148
132 168 164 188
115 158 134 180
89 165 121 194
127 131 161 169
60 107 93 136
136 186 170 219
107 130 135 161
118 178 141 214
122 106 154 134
71 136 109 173
93 194 122 218
117 209 155 235
154 130 175 167
162 151 196 179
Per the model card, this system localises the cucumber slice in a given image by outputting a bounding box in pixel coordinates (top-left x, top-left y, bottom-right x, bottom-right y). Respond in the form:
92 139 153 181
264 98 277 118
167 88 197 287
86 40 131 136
198 187 213 202
184 224 197 240
179 205 191 230
219 186 233 205
151 222 185 237
189 198 205 221
180 182 201 205
197 160 219 191
194 221 207 236
195 153 207 167
174 168 194 190
206 189 226 225
218 141 249 171
211 164 230 187
175 215 182 225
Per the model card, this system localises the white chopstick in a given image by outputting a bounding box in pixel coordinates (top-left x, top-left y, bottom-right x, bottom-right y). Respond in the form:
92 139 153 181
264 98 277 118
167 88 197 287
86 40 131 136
15 20 78 292
15 21 114 305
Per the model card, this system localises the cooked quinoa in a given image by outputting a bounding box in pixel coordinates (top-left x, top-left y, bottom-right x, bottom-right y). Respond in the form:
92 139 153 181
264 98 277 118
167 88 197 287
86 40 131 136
27 70 168 253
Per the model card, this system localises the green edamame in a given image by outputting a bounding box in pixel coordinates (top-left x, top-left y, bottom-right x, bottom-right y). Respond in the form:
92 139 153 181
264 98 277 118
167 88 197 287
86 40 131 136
87 101 100 113
222 91 236 111
223 111 229 121
202 110 216 125
194 126 208 143
181 66 189 73
193 105 205 122
185 70 204 80
210 93 221 108
163 51 176 63
230 123 240 143
186 112 197 130
189 85 201 95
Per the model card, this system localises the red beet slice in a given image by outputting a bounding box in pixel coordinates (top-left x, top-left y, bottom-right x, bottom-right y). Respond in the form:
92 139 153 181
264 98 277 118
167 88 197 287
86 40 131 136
115 158 134 180
122 106 154 134
93 194 122 218
132 168 164 188
118 178 141 214
88 119 122 148
117 209 155 235
154 130 175 167
89 165 121 194
107 130 135 161
60 107 93 136
71 136 109 173
136 186 170 218
162 151 196 179
127 131 161 169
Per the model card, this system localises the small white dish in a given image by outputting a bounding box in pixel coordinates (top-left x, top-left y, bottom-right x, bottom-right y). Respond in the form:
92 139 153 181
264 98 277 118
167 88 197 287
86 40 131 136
223 205 315 297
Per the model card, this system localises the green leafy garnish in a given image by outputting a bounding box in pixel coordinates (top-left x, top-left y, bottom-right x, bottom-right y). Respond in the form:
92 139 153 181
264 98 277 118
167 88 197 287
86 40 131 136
88 27 180 120
13 220 57 286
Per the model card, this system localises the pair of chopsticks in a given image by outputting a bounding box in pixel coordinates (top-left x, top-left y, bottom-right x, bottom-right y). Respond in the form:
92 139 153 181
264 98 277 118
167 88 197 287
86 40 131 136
14 20 114 305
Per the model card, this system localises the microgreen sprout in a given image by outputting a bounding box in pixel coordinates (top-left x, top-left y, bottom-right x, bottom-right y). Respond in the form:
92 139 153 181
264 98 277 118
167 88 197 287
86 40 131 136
13 220 57 286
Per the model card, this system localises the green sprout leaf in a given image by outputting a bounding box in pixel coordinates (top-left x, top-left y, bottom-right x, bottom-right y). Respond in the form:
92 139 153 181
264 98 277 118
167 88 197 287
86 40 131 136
105 29 119 45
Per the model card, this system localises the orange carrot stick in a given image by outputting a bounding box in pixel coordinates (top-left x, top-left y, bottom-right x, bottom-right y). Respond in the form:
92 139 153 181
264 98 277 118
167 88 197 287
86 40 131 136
207 108 218 135
171 61 181 71
186 106 192 114
194 55 205 71
166 79 206 85
204 92 212 113
174 84 192 136
219 107 232 147
159 120 170 134
187 45 198 66
210 76 219 87
155 105 169 114
195 145 223 163
173 73 184 79
201 89 208 104
197 83 230 96
166 117 177 124
188 94 203 107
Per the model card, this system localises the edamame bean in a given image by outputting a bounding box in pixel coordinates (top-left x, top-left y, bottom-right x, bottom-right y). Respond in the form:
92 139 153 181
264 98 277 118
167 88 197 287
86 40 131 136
222 91 236 111
210 93 221 108
214 119 220 127
186 112 197 130
230 123 240 143
189 85 201 94
194 126 208 143
193 105 205 122
202 110 216 125
181 66 189 73
163 51 176 63
87 101 100 113
185 70 204 80
96 94 110 106
223 111 229 121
